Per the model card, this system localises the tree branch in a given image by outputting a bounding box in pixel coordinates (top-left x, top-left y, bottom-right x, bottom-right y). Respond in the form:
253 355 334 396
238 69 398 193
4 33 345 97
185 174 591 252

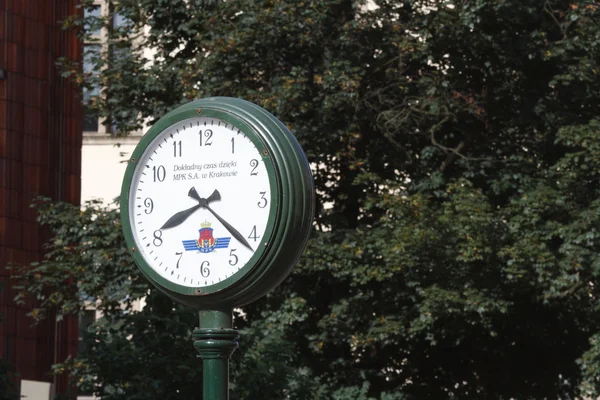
429 118 493 170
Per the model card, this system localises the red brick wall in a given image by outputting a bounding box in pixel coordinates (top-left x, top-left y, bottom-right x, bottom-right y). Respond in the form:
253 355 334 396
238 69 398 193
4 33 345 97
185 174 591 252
0 0 82 393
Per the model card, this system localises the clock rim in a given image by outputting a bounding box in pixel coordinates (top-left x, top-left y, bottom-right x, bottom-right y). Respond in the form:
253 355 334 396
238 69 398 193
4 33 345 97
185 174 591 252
120 108 282 296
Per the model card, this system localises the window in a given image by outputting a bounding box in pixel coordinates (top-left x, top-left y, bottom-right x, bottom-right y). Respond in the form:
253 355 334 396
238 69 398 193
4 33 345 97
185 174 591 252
84 5 102 36
113 13 130 30
82 1 137 135
83 44 101 132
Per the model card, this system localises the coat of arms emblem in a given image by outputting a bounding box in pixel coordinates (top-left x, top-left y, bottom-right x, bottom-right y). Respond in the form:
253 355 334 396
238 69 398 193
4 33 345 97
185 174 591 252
182 221 231 253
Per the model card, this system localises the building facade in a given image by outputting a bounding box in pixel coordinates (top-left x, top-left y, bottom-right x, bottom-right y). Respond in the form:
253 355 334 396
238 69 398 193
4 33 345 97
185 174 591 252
81 0 145 205
0 0 82 396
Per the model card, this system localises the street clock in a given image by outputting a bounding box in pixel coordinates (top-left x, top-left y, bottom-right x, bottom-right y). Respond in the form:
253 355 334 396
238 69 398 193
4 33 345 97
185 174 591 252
120 97 315 309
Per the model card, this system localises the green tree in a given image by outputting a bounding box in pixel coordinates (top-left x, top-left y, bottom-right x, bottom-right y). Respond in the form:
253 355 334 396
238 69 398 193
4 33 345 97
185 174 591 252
18 0 600 399
11 199 204 399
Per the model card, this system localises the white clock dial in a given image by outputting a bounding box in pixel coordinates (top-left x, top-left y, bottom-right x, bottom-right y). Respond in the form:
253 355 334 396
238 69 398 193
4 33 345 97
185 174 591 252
128 117 271 288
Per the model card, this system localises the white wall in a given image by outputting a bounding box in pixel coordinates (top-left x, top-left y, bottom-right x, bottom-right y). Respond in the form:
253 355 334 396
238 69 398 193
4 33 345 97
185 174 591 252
81 135 141 205
20 380 53 400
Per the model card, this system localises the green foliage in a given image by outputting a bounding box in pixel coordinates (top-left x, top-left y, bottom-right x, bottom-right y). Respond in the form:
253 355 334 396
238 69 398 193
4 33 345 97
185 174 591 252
11 198 148 323
15 0 600 399
55 293 203 400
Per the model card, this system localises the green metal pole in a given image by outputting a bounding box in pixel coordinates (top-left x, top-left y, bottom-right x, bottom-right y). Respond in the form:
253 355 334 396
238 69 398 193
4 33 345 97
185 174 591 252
193 308 239 400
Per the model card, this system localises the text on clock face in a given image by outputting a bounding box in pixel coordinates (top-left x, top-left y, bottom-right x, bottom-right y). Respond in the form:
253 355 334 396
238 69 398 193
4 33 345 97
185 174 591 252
172 161 241 180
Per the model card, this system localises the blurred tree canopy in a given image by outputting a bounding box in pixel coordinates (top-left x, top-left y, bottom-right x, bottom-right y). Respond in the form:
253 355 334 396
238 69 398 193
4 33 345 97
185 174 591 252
13 0 600 399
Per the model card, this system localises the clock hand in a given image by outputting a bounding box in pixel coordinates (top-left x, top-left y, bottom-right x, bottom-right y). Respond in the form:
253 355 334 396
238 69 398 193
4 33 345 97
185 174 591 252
205 205 254 252
188 186 202 202
189 187 221 205
160 204 202 230
189 186 254 252
160 188 220 230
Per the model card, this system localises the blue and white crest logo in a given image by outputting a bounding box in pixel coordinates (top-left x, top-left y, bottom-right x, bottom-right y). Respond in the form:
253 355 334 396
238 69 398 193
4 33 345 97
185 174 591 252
182 221 231 253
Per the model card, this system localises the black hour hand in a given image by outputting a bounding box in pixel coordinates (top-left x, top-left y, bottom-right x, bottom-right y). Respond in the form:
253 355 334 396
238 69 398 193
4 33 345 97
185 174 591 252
160 203 201 230
160 187 220 230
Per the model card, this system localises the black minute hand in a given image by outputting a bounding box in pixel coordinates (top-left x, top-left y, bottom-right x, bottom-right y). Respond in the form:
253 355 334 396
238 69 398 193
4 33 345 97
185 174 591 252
205 205 254 252
189 187 254 252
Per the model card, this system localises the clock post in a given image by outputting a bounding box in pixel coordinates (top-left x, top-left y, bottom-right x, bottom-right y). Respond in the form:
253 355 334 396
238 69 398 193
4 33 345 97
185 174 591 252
121 97 314 400
193 309 239 399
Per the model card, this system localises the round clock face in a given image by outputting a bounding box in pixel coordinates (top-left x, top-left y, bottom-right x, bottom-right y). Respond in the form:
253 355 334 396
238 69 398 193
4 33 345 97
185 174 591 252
127 116 272 288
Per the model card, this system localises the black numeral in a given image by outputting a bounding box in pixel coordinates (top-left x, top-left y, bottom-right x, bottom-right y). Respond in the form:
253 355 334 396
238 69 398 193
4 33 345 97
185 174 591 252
173 140 182 157
200 261 210 277
144 198 154 214
175 252 183 268
250 159 259 176
257 192 267 208
153 230 163 246
231 137 235 154
229 249 238 266
153 165 166 182
199 129 213 146
248 225 260 242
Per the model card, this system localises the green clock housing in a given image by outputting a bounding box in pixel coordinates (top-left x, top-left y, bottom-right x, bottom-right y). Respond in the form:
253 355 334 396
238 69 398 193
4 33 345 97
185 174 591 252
120 97 314 309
